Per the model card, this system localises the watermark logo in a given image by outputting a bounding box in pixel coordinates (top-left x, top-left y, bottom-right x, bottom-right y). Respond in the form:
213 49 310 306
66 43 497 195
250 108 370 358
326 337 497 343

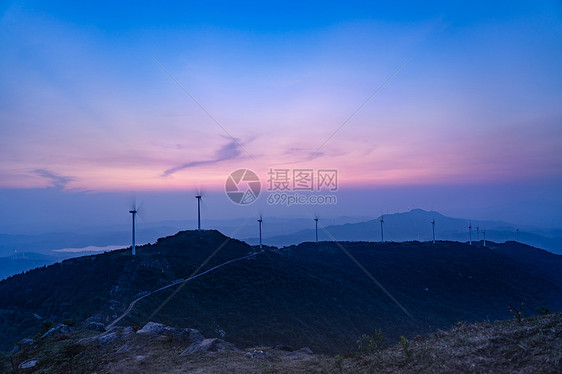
266 168 338 206
266 192 337 206
225 169 261 205
267 168 338 191
225 168 338 206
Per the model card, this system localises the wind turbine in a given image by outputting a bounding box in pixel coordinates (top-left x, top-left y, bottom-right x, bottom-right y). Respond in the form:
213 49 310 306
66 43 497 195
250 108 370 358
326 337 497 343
468 221 472 245
314 218 319 243
476 226 480 242
483 230 486 247
431 217 436 244
379 215 384 242
195 194 202 231
129 208 137 256
257 217 263 249
516 228 519 242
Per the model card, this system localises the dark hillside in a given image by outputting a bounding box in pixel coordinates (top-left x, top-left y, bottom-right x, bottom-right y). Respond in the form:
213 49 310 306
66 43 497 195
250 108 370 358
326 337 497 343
0 230 252 350
0 231 560 353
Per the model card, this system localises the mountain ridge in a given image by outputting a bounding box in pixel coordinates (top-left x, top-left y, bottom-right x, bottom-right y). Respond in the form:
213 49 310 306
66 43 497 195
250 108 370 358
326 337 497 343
247 209 562 253
0 229 561 353
2 209 561 281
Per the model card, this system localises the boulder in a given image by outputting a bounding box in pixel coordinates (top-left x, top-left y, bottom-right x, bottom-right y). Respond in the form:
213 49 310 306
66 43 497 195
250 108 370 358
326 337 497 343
77 336 96 346
18 358 39 369
121 326 135 336
136 322 167 336
95 326 139 346
86 321 106 332
41 324 72 339
181 338 238 355
97 332 118 346
296 347 313 355
77 328 121 347
245 349 271 359
84 316 102 323
116 342 134 353
173 328 204 344
20 338 35 347
136 322 203 344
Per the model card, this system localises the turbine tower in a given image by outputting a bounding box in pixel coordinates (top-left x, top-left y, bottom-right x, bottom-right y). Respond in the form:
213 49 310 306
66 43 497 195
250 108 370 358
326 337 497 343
483 230 486 247
257 217 263 249
379 215 384 242
195 195 202 231
476 226 480 242
314 218 319 243
516 228 519 242
468 221 472 245
431 217 436 244
129 209 137 256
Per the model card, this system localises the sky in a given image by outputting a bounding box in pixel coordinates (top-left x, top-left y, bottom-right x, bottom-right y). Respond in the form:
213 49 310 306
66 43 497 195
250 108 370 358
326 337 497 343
1 1 562 233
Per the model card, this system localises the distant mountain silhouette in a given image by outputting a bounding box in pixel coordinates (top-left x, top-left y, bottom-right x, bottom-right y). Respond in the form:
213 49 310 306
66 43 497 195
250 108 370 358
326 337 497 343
0 252 77 281
246 209 562 254
0 217 363 257
1 230 560 353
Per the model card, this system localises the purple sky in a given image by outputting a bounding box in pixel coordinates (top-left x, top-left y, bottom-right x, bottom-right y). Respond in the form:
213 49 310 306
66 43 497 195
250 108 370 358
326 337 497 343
1 1 561 232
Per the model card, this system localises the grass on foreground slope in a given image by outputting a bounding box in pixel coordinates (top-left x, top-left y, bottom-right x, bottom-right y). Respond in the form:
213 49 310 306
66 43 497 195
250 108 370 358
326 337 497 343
1 313 560 373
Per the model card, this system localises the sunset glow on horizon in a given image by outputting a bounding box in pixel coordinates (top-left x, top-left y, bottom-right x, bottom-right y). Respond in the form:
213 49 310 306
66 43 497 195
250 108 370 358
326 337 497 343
1 1 562 230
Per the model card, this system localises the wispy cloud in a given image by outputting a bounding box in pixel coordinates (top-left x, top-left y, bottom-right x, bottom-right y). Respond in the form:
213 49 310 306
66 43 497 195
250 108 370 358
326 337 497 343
163 138 242 176
277 147 325 165
31 169 75 189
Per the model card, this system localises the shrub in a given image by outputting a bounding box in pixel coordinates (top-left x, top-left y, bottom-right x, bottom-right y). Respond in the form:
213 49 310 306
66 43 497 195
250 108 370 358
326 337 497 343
535 304 551 316
400 336 412 360
508 303 524 324
62 319 75 327
334 354 344 373
357 330 385 355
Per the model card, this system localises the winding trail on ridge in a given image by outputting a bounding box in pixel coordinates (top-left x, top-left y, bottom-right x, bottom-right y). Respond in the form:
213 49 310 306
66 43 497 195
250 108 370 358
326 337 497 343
107 251 262 330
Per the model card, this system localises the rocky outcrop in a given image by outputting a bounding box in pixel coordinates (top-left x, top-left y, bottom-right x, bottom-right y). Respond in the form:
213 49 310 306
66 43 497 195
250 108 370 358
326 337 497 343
19 338 35 347
73 322 239 357
77 326 134 347
40 324 72 339
136 322 203 344
245 349 271 359
181 338 238 355
9 338 35 355
86 321 106 332
97 332 119 346
18 358 39 369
